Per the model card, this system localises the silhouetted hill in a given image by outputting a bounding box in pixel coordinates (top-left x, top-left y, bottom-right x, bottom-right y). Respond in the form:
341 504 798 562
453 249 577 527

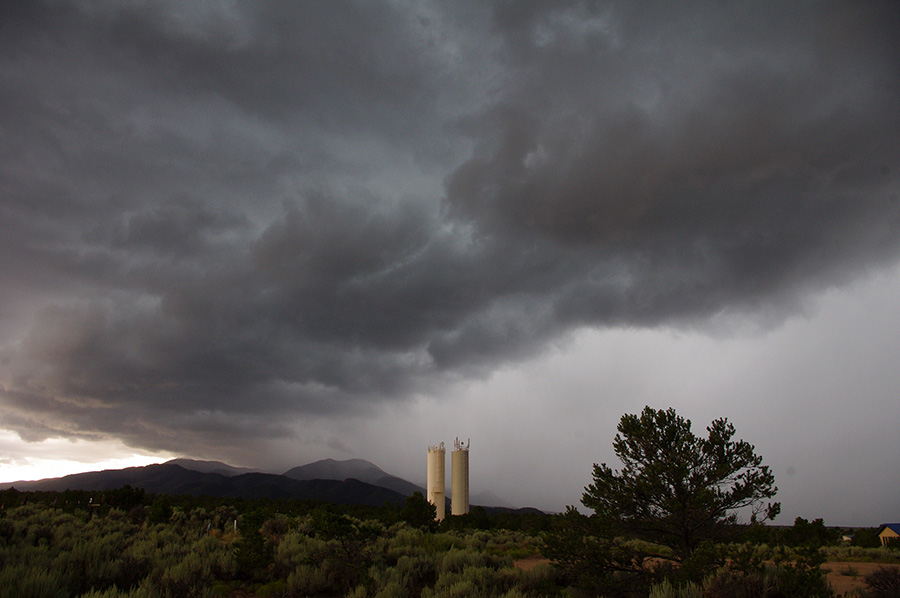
480 506 546 516
372 475 424 497
0 464 407 506
284 458 425 498
283 458 387 482
471 490 513 509
0 458 535 511
164 458 259 477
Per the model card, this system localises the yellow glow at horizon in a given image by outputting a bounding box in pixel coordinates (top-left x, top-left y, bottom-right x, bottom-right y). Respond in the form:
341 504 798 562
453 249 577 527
0 430 175 483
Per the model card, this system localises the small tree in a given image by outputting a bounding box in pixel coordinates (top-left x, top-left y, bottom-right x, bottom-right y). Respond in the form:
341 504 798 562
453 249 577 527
402 491 437 531
783 517 837 547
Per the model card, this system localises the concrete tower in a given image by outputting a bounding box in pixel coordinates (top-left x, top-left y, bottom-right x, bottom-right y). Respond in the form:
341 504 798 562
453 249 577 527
451 437 470 516
426 442 446 521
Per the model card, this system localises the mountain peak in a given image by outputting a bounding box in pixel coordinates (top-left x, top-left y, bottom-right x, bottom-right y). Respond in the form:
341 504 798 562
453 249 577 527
282 458 388 483
164 459 258 477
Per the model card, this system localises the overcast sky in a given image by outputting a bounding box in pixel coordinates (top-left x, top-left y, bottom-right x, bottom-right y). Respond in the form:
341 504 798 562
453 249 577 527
1 1 899 526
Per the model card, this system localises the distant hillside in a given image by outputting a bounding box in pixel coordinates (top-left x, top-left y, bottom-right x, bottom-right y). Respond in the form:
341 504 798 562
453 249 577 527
283 458 425 498
471 490 513 509
0 457 529 511
0 463 407 506
165 458 259 477
481 506 546 516
283 458 387 482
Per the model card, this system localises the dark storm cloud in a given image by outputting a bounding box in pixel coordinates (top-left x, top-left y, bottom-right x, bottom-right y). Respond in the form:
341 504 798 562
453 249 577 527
1 1 898 457
447 1 900 318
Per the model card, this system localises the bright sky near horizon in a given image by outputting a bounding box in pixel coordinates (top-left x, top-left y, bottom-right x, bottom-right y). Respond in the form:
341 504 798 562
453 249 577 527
1 1 899 527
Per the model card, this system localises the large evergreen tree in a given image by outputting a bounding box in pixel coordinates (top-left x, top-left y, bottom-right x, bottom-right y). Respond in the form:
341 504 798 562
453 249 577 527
546 406 779 589
584 406 780 560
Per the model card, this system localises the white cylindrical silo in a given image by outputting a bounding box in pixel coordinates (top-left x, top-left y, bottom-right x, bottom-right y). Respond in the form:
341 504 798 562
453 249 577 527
426 442 446 521
451 437 469 516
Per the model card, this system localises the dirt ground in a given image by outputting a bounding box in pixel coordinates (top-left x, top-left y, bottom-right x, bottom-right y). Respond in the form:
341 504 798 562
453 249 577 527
823 561 900 596
512 558 900 595
513 556 551 571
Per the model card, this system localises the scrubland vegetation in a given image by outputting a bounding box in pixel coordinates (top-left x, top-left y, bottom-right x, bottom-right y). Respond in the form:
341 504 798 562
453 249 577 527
3 408 898 597
0 487 554 598
0 487 897 598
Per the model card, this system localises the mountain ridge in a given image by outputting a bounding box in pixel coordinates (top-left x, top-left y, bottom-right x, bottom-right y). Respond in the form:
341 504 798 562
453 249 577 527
165 458 260 477
0 463 408 506
0 457 527 511
283 458 425 498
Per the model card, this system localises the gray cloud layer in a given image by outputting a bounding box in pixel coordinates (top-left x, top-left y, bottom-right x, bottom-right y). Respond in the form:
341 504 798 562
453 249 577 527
1 1 898 460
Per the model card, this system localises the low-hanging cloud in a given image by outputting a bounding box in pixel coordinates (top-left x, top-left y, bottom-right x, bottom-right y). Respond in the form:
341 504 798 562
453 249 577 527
1 0 898 460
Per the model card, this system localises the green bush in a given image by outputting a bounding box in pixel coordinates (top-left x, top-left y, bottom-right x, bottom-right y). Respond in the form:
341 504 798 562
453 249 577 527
256 579 287 597
273 529 330 576
285 564 337 596
78 587 130 598
823 545 900 564
394 553 437 592
373 579 410 598
0 564 67 598
649 579 702 598
439 548 506 574
425 565 517 598
703 567 773 598
0 494 566 598
702 559 832 598
345 585 368 598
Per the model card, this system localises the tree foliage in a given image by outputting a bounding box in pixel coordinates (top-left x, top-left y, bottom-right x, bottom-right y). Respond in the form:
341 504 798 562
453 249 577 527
401 490 438 531
547 406 780 588
782 517 837 548
584 406 780 561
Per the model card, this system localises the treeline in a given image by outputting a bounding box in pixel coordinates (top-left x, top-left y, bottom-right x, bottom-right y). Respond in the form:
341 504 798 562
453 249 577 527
0 486 551 534
744 517 886 549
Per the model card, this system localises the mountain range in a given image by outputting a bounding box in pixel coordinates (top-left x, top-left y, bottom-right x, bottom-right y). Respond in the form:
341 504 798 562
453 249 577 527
283 458 423 498
0 458 528 511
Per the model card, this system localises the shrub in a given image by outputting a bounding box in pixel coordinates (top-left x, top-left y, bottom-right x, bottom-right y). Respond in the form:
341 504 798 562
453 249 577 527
0 564 67 598
345 586 367 598
369 560 409 593
31 525 53 547
273 529 330 575
439 548 503 574
256 579 287 597
703 559 833 598
285 564 337 596
649 579 702 598
54 537 124 595
703 567 773 598
511 562 567 597
0 518 15 543
865 566 900 598
373 580 409 598
235 510 273 581
128 506 148 525
78 588 130 598
261 515 290 544
147 496 173 525
394 553 437 592
425 565 518 598
775 560 834 598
